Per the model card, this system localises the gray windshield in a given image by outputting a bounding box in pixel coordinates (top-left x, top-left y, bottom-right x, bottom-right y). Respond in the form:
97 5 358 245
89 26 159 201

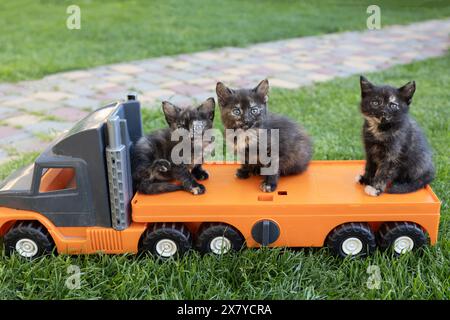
0 163 35 192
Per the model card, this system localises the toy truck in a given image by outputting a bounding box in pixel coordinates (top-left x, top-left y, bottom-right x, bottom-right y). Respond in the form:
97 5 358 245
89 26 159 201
0 96 441 259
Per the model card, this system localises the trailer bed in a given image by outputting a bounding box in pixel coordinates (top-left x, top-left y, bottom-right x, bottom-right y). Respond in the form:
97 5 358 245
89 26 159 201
132 160 439 210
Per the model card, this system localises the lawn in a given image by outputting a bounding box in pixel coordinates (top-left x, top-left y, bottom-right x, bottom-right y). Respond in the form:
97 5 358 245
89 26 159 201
1 0 450 82
0 54 448 299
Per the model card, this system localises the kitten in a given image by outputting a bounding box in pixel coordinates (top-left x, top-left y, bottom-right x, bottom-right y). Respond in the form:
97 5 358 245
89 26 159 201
132 98 215 195
216 79 313 192
357 76 435 196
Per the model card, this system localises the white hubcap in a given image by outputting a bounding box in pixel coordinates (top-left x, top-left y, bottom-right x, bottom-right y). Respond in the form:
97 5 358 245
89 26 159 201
209 236 231 255
342 237 363 255
15 238 38 258
393 236 414 254
155 239 178 257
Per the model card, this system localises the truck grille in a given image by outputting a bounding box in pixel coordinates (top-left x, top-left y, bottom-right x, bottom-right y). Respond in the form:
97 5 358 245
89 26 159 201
88 229 123 252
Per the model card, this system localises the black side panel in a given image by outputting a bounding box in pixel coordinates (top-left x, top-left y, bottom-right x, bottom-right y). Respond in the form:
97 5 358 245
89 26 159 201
52 130 111 227
122 100 143 145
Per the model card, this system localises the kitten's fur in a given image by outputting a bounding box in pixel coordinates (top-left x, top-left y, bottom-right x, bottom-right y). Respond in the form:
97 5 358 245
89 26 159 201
216 79 312 192
357 76 434 196
132 98 215 195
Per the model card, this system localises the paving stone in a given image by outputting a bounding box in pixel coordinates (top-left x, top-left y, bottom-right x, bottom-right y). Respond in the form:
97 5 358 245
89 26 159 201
110 64 143 74
129 82 160 93
0 148 9 166
2 97 34 108
32 91 74 102
62 97 100 110
63 71 93 80
269 78 301 89
51 107 89 122
108 74 134 83
0 126 22 139
24 121 72 135
93 82 120 91
0 107 20 118
0 131 32 145
168 84 206 96
140 89 177 102
4 114 41 127
13 137 50 154
19 100 59 113
170 61 192 70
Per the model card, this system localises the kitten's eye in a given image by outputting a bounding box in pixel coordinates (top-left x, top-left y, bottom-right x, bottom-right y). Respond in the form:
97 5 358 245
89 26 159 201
232 108 241 116
389 102 399 109
250 107 259 115
370 99 381 107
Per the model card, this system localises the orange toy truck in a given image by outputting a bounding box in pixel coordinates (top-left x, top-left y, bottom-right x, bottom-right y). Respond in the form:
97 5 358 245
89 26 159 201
0 96 441 258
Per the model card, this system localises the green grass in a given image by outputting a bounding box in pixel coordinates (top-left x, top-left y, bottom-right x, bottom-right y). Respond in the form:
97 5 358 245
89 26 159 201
0 55 449 299
1 0 450 82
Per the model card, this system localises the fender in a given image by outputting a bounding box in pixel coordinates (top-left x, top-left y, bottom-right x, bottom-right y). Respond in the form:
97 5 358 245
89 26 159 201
0 206 67 252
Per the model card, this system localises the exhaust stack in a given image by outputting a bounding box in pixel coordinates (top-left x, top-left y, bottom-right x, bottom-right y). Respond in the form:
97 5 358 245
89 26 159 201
106 115 132 230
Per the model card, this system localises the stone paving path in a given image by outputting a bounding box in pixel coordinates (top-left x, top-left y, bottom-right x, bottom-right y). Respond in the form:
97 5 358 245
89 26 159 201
0 19 449 165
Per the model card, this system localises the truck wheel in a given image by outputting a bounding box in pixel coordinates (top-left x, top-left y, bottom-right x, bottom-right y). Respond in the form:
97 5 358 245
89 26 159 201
195 223 244 255
4 221 54 259
377 222 428 255
326 223 376 258
141 223 192 258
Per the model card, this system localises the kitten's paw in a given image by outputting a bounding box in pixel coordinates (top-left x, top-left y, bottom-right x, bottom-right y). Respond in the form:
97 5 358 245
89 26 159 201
153 159 171 172
364 185 382 197
260 181 277 193
192 169 209 181
236 168 250 179
189 183 206 195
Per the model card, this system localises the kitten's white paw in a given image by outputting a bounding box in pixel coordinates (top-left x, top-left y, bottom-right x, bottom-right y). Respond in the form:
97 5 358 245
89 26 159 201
189 184 205 195
365 185 381 197
355 174 363 183
260 182 276 193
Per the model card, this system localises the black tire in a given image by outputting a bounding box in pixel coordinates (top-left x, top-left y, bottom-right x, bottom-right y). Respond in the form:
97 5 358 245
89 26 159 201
141 223 192 258
326 222 376 258
195 223 244 255
4 221 54 259
377 222 428 255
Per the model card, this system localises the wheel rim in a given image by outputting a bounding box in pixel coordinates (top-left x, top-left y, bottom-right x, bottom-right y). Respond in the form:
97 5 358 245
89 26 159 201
15 238 38 258
341 237 363 255
155 239 178 257
393 236 414 254
209 236 231 254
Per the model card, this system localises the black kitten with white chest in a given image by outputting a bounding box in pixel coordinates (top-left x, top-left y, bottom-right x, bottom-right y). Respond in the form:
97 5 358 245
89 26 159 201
216 79 312 192
132 98 215 195
357 76 434 196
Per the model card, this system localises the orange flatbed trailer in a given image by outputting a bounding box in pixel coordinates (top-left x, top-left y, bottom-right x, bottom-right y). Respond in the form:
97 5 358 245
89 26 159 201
132 160 441 249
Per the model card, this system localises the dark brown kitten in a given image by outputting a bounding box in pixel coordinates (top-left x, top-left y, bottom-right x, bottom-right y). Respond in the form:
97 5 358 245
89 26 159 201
216 79 312 192
357 76 434 196
132 98 215 195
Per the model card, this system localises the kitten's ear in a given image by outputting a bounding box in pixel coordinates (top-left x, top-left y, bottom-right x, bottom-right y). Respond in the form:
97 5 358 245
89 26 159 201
360 76 374 95
398 81 416 104
216 82 233 106
254 79 269 102
198 97 215 121
162 101 180 125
